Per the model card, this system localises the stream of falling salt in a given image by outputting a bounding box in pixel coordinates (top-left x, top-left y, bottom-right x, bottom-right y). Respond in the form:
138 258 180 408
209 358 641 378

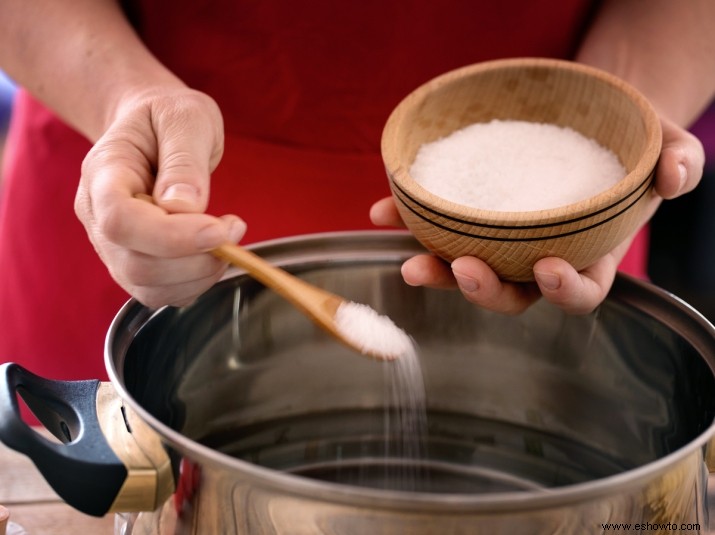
381 341 429 491
334 301 429 490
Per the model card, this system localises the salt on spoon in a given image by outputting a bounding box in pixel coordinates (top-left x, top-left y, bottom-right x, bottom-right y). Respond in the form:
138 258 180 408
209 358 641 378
136 193 412 361
211 244 413 361
334 301 414 361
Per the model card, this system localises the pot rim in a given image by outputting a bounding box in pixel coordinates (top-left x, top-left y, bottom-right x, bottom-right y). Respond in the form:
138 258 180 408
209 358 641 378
105 230 715 514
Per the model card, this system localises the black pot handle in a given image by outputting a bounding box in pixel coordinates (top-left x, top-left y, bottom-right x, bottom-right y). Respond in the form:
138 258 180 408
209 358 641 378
0 362 128 517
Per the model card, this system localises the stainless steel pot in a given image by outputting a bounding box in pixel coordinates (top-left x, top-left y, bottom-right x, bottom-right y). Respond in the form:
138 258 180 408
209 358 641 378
2 231 715 534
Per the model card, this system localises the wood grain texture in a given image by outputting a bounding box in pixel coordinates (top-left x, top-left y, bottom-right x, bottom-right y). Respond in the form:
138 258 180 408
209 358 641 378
3 503 114 535
382 58 662 281
0 428 114 534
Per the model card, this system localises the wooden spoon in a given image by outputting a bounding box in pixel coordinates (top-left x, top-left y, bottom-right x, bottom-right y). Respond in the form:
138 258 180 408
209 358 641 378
135 194 409 360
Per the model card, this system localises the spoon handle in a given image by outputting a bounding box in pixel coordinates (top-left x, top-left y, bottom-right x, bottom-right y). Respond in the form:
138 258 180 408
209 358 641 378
212 242 344 328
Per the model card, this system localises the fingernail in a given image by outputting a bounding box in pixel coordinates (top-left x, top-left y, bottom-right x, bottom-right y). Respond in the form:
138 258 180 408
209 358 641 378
678 163 687 189
534 271 561 290
228 219 247 243
453 272 478 293
161 183 199 205
195 224 226 251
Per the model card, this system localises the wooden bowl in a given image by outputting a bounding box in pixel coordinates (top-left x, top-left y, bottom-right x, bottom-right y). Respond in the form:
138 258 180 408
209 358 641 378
381 58 662 282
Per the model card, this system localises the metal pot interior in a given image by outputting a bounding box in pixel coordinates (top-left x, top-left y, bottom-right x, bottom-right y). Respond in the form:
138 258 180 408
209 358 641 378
109 232 715 499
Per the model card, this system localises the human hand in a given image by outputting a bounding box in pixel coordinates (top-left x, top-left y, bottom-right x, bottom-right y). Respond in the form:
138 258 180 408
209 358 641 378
370 117 705 314
74 87 246 308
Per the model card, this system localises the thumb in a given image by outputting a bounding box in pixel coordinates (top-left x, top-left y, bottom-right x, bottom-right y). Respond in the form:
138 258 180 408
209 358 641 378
654 117 705 200
153 145 213 214
151 101 224 214
157 181 207 213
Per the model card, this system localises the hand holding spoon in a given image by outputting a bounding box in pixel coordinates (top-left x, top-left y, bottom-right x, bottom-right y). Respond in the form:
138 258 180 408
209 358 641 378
136 194 412 360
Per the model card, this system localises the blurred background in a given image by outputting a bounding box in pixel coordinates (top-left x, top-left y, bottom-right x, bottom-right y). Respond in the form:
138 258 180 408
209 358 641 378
0 70 15 174
0 69 712 321
649 104 715 322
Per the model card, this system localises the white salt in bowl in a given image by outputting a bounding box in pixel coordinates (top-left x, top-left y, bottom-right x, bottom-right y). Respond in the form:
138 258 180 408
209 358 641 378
381 57 662 282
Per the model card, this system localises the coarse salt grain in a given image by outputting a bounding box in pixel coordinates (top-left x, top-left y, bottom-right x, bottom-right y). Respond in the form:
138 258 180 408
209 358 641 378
334 301 414 360
410 119 626 212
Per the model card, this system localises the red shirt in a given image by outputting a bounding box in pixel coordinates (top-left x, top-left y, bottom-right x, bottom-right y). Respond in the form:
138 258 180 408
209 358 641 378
0 1 646 381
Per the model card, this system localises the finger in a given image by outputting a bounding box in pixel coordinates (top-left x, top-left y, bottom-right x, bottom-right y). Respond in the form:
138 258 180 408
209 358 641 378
126 267 231 309
369 196 406 228
654 117 705 199
400 254 457 288
219 213 247 244
94 184 245 256
450 256 541 315
96 212 246 308
111 247 229 289
151 96 225 213
532 255 618 315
